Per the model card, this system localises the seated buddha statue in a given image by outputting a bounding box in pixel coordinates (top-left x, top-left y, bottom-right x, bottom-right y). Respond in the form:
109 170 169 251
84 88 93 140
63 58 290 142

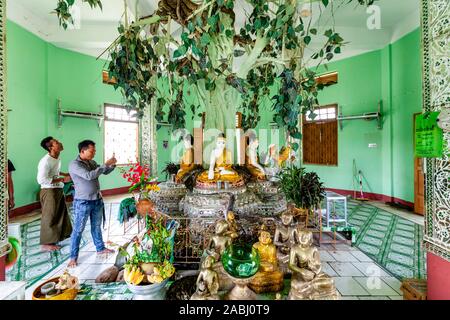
205 219 233 262
175 134 195 183
278 146 292 168
191 255 220 300
204 219 234 291
197 134 244 187
249 229 284 293
224 211 239 241
273 211 298 272
245 138 266 181
288 230 338 300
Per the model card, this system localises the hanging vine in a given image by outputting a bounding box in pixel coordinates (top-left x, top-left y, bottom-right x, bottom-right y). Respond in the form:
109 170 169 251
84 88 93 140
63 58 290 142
53 0 378 144
54 0 103 29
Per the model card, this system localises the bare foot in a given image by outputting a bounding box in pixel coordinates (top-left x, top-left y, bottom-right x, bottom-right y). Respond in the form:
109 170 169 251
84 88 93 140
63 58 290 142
68 259 78 268
97 248 114 255
41 244 61 251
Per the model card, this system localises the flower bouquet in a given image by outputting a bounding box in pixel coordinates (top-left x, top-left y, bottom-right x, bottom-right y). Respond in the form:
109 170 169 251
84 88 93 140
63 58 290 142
119 163 160 217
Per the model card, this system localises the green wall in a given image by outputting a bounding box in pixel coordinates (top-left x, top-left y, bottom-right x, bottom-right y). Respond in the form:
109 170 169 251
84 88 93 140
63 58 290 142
7 21 48 207
304 29 423 203
7 20 126 207
304 49 384 197
7 19 422 207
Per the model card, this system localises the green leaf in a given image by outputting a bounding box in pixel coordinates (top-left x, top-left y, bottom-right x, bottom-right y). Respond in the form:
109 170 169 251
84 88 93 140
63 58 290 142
187 21 194 33
67 0 75 5
322 0 329 7
334 47 341 54
304 36 311 45
173 45 187 59
200 33 211 46
291 142 299 151
225 29 233 38
191 44 202 57
310 28 317 35
291 132 302 140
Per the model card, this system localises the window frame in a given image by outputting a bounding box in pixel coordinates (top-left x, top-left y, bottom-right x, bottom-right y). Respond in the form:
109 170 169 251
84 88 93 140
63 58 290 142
302 104 338 167
103 103 140 167
304 104 338 124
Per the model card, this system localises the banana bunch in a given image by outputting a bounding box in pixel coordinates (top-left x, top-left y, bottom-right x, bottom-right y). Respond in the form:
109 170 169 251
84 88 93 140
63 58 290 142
124 265 145 286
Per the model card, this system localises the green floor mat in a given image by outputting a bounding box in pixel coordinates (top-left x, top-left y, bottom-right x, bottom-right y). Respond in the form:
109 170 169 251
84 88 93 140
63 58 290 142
347 201 426 280
6 213 87 288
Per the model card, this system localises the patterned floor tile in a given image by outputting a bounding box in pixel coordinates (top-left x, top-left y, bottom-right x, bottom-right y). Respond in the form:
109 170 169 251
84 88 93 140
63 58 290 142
329 251 360 262
352 262 392 277
318 250 336 262
322 262 338 277
334 277 369 296
381 277 403 295
329 262 365 276
350 251 374 262
353 277 398 296
388 295 404 300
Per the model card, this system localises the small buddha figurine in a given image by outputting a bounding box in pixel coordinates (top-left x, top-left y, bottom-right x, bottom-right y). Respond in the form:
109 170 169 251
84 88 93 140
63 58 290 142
245 138 266 181
205 219 233 262
278 146 292 168
175 134 195 183
224 211 239 240
273 211 298 271
191 255 220 300
249 229 284 293
288 230 338 300
197 134 243 184
204 219 234 291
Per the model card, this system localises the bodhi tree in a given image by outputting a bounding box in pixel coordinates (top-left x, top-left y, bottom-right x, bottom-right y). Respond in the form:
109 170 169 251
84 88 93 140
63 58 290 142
54 0 376 151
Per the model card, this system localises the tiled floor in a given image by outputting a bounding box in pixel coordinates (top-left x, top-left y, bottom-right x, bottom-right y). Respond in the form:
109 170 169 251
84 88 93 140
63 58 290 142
17 194 406 300
368 201 424 226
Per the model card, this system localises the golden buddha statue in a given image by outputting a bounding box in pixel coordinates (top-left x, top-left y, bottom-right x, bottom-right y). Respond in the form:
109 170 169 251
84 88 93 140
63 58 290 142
175 134 195 183
197 135 243 185
288 230 338 300
205 219 233 262
224 211 239 240
191 255 220 300
245 137 266 181
273 211 298 272
249 229 284 293
278 146 292 168
204 219 234 291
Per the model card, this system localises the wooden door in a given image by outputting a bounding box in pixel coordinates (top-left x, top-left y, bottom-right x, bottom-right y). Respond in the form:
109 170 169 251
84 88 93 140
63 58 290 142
303 105 338 166
414 113 425 215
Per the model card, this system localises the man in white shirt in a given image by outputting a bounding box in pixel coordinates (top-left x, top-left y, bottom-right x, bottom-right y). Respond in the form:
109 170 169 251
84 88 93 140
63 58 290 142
37 137 72 251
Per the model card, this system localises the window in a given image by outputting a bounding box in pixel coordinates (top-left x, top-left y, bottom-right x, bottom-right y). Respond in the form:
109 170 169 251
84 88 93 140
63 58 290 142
303 104 338 166
104 104 139 166
305 106 337 122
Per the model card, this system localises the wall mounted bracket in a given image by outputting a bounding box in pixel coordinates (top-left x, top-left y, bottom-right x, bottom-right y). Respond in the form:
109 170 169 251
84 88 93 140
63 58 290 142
57 99 104 129
338 100 383 130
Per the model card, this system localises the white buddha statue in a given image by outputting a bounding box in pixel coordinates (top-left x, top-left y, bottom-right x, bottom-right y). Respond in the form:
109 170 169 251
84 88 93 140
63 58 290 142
245 138 266 180
197 134 243 184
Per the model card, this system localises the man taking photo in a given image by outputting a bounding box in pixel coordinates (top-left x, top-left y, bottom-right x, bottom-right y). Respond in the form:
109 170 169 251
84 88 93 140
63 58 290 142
68 140 116 267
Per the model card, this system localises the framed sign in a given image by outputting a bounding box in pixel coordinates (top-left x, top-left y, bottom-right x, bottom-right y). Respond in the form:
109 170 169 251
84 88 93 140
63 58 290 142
415 112 444 158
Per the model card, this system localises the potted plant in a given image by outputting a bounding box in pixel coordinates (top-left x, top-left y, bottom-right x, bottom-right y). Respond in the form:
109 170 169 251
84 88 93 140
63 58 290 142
119 163 160 217
278 166 325 217
121 215 179 300
162 162 180 182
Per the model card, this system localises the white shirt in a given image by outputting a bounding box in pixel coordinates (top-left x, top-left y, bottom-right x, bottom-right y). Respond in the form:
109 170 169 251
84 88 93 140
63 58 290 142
37 154 64 189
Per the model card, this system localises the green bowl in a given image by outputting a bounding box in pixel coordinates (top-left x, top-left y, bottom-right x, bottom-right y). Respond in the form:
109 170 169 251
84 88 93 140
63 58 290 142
221 244 260 279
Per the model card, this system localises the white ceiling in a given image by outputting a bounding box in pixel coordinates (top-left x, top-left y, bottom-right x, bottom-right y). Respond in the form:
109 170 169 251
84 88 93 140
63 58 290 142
7 0 420 62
